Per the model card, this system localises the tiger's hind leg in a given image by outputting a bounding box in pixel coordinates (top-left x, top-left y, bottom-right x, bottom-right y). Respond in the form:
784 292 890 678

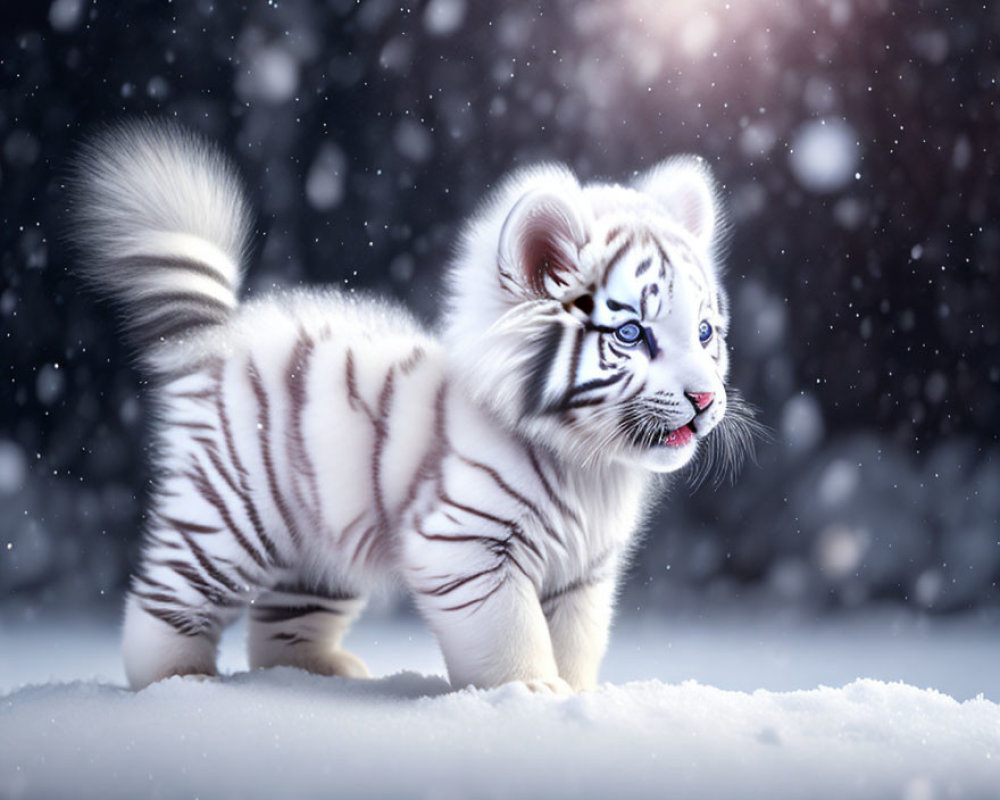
122 528 256 690
247 583 370 679
122 591 242 689
122 457 275 689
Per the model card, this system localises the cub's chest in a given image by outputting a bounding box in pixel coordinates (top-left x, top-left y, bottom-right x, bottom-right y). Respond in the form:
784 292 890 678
530 465 648 591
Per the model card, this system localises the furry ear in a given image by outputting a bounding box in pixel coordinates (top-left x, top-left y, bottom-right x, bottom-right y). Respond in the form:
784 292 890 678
636 157 718 249
498 185 588 298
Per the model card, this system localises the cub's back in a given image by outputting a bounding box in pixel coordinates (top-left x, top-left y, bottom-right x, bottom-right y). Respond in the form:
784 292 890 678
156 290 448 579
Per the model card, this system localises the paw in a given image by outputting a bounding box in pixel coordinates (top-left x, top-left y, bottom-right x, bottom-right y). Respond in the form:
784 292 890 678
176 671 218 683
295 648 372 679
322 649 372 680
522 677 574 695
250 646 372 679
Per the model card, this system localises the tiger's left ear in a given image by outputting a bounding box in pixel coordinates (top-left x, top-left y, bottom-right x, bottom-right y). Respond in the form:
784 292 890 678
498 179 589 299
635 157 719 250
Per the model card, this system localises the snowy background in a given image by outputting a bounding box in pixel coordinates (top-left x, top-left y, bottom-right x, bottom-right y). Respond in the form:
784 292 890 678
2 0 996 616
2 0 999 615
1 1 999 796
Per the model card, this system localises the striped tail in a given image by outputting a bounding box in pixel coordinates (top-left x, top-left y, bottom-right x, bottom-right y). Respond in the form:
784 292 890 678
70 120 251 373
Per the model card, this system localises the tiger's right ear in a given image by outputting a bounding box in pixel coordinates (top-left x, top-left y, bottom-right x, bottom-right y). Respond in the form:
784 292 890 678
635 157 719 250
497 184 588 299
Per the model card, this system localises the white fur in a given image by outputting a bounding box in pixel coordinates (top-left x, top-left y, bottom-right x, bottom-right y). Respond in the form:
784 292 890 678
74 123 736 692
73 122 250 277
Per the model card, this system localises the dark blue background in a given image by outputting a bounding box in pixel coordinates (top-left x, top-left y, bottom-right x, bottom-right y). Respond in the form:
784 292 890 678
1 0 997 613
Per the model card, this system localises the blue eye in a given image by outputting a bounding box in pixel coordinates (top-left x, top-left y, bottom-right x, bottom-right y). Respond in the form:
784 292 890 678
698 320 713 345
614 322 643 345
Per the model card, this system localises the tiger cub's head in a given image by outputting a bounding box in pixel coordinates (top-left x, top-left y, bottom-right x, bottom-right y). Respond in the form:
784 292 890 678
447 157 747 476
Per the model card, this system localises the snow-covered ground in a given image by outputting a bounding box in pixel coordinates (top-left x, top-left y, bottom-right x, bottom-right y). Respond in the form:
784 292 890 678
2 606 999 799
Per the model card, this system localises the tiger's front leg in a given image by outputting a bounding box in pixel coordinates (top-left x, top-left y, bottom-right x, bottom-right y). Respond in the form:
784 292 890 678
542 576 618 691
401 509 569 694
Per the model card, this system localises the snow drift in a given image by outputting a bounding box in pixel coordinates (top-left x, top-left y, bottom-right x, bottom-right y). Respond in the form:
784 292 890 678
2 669 998 799
3 612 999 798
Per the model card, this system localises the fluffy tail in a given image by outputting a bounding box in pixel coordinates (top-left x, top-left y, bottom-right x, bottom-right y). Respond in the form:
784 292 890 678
70 120 251 372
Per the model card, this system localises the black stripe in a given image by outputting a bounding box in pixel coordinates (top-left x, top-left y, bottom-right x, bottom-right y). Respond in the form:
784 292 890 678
606 298 637 314
159 514 222 536
563 396 606 410
214 369 283 565
248 358 303 549
167 386 217 402
130 312 225 348
142 605 205 637
186 459 268 569
286 331 324 529
250 604 345 624
525 446 581 528
154 356 225 386
596 335 615 370
439 579 506 613
172 525 246 596
601 237 633 286
131 590 182 606
441 495 543 562
141 291 233 315
284 635 309 645
524 322 565 415
270 581 360 602
537 356 624 416
270 632 310 645
418 563 505 598
562 326 584 407
640 282 660 320
457 453 567 549
147 556 222 604
400 383 448 516
414 517 506 548
653 239 675 295
344 349 363 413
164 419 217 431
399 345 426 374
119 254 233 291
371 368 395 521
131 570 176 593
645 327 660 359
567 372 625 398
348 524 379 569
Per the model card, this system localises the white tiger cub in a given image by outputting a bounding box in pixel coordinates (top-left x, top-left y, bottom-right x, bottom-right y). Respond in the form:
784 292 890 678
71 121 745 693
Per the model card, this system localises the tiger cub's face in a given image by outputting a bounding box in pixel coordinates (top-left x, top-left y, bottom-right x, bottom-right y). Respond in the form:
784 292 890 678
493 159 729 473
567 212 728 472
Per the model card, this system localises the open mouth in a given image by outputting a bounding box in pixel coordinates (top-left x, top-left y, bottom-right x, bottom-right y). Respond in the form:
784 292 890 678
622 405 700 451
662 421 697 448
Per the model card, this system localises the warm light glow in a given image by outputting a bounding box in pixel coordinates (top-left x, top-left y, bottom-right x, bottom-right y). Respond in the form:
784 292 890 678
618 0 856 62
623 0 753 61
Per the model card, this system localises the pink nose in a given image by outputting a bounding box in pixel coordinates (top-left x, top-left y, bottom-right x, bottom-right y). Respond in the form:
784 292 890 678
686 391 715 412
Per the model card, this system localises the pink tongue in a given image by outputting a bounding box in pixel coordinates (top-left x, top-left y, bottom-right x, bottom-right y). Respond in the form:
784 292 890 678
664 425 693 447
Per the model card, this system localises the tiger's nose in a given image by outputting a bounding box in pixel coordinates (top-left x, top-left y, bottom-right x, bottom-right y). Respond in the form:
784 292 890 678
685 391 715 412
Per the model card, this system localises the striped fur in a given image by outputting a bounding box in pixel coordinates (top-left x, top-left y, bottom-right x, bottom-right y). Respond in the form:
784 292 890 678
72 122 749 692
70 121 250 372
